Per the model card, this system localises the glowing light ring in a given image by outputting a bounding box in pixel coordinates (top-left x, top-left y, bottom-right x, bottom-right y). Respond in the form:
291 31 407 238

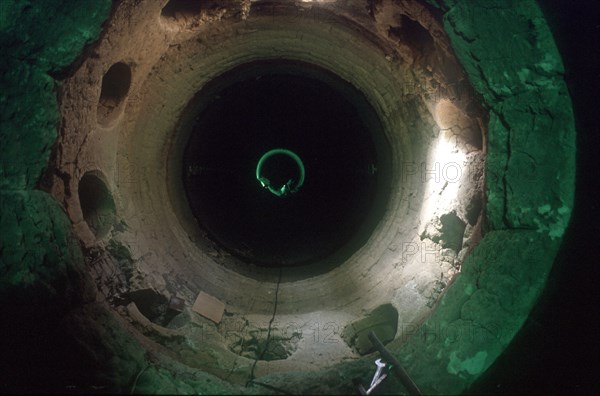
256 148 305 197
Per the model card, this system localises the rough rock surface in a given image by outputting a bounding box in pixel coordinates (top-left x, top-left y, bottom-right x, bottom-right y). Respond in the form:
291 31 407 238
438 0 575 233
0 0 111 189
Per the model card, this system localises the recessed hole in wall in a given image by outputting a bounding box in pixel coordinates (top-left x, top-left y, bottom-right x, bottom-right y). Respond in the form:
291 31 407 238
227 323 301 361
78 172 116 239
389 15 435 56
161 0 204 21
97 62 131 126
435 99 483 150
125 289 176 326
341 304 399 355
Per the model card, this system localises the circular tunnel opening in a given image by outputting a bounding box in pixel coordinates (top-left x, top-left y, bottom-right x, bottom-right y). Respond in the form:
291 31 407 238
78 172 116 239
97 62 131 125
179 61 392 268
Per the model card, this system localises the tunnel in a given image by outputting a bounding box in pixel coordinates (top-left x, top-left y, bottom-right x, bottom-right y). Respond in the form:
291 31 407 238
0 0 594 394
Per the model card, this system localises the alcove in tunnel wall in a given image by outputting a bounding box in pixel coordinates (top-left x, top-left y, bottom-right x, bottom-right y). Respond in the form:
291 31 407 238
0 0 577 394
78 171 116 239
97 61 132 126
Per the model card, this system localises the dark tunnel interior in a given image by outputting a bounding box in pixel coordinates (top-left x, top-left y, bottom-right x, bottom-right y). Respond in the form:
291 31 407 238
181 61 389 267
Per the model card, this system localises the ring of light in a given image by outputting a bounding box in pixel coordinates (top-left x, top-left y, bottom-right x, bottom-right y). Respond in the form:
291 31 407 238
256 148 305 197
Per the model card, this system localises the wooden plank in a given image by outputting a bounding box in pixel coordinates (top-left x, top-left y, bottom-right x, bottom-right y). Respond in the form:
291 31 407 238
192 291 225 324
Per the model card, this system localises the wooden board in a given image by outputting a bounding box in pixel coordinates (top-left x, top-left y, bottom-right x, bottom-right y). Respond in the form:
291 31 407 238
192 291 225 324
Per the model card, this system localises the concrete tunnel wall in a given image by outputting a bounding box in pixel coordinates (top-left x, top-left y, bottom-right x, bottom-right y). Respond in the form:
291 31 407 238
0 0 575 394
